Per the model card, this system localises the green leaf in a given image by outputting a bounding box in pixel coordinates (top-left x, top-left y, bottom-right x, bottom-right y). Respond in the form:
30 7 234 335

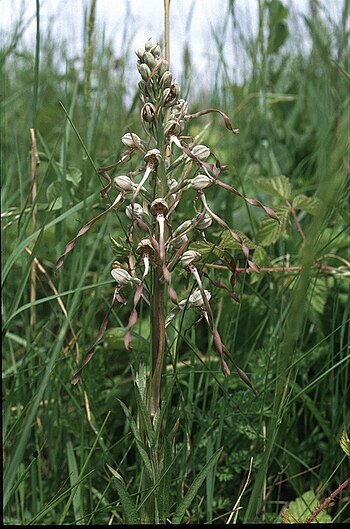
279 490 332 524
117 399 153 477
192 231 257 259
292 194 320 215
64 164 82 186
268 22 289 54
219 230 258 251
107 465 141 525
267 0 289 24
307 277 329 316
133 384 155 446
172 447 223 524
158 436 175 523
46 181 63 210
135 361 147 402
256 175 292 200
256 205 290 246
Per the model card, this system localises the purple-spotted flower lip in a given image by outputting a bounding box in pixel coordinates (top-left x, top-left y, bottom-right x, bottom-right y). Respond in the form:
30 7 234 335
144 148 162 165
149 198 169 219
136 238 154 255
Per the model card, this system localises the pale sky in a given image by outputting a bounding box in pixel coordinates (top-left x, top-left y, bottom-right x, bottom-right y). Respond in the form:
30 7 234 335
1 0 344 88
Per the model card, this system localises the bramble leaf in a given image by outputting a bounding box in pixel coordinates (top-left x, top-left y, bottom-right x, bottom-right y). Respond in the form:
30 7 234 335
292 194 320 215
256 175 292 200
279 490 332 524
256 205 290 246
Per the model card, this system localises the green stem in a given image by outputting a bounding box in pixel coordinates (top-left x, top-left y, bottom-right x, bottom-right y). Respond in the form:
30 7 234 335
151 265 166 416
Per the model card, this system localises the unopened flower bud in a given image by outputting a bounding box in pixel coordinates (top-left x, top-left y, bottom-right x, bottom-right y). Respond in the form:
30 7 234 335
138 63 151 81
192 212 212 230
142 51 156 69
190 175 212 190
180 250 201 267
192 144 210 160
144 39 153 51
114 175 135 192
111 268 133 286
189 288 211 307
160 71 172 88
158 59 169 77
135 48 145 59
121 133 143 150
173 220 192 237
151 44 161 58
171 234 189 249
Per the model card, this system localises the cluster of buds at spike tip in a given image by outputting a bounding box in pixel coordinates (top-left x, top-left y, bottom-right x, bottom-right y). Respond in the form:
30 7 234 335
136 38 181 130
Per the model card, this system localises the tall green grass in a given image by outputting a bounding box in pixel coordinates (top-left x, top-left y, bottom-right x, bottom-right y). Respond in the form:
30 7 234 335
2 0 349 524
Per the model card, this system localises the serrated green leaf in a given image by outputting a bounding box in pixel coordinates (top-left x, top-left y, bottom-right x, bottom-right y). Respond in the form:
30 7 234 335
172 447 223 524
117 399 153 477
340 430 350 457
256 206 290 246
252 246 269 267
256 175 292 200
135 361 147 402
316 228 350 252
219 230 258 251
133 384 155 446
158 437 174 523
191 240 222 259
191 231 257 259
292 194 320 215
107 465 140 525
279 490 332 524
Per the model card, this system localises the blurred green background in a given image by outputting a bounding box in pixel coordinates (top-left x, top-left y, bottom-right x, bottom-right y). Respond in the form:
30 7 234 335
2 0 349 524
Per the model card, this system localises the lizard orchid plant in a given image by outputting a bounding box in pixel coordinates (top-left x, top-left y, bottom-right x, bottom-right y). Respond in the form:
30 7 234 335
56 39 279 417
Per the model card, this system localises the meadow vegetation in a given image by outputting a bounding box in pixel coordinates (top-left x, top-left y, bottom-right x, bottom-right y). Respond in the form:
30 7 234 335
2 0 349 524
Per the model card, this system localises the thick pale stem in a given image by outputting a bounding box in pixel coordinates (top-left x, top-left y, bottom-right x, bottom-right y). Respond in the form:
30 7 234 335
164 0 170 64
